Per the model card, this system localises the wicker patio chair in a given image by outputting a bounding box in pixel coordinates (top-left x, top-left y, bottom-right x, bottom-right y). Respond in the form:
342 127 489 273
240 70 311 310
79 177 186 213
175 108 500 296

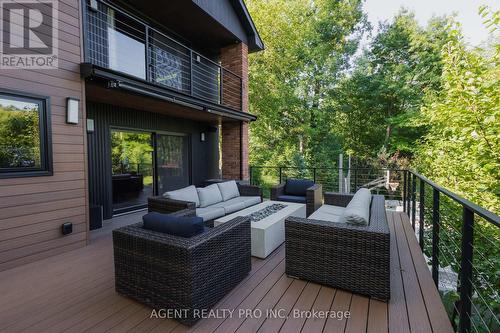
284 193 390 301
271 181 322 217
112 211 251 326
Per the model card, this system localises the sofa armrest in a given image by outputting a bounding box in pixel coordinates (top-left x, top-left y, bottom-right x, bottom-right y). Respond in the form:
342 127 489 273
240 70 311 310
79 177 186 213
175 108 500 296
306 184 323 216
148 196 196 214
238 183 262 199
324 192 354 207
270 182 286 200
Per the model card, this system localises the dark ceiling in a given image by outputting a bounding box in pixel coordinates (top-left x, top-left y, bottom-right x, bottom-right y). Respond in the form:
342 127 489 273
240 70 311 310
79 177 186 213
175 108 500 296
115 0 241 57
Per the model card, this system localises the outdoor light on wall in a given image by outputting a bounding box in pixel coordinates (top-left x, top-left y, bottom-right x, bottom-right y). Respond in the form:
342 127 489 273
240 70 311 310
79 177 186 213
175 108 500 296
66 98 80 124
200 132 206 142
87 119 95 133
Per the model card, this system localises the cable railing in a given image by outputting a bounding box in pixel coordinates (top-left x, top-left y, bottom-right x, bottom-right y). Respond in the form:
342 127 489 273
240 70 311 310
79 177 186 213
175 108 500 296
84 0 242 111
250 165 500 333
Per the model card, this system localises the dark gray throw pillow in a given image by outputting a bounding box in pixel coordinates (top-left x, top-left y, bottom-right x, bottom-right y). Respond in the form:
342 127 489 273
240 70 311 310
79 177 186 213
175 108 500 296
143 212 205 238
285 179 314 196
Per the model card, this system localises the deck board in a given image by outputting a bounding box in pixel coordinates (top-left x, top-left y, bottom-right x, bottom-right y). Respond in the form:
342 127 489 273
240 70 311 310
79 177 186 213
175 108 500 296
0 211 452 333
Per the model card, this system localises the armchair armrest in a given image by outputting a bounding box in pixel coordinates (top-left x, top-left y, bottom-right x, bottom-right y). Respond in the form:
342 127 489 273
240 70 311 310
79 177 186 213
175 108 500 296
270 182 286 200
148 196 196 214
324 192 354 207
238 183 262 199
306 184 322 216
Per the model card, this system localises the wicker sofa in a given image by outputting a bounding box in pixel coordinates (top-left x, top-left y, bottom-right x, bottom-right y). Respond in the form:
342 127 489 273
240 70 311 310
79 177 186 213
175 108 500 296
271 180 322 217
284 192 390 301
113 209 251 326
148 182 262 226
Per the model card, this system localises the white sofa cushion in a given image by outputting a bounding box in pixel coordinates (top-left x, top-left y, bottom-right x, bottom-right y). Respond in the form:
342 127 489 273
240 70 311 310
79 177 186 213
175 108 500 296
239 196 261 208
339 188 372 226
197 184 223 208
309 210 342 223
212 198 246 214
196 207 225 221
217 181 240 201
163 185 200 207
309 204 345 223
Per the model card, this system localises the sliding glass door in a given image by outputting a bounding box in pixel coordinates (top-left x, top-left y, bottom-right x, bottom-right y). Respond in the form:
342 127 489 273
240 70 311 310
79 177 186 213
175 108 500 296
156 134 190 195
111 130 154 212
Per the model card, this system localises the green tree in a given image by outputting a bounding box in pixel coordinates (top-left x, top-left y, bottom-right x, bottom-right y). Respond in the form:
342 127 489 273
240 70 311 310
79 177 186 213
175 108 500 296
247 0 367 169
334 12 452 160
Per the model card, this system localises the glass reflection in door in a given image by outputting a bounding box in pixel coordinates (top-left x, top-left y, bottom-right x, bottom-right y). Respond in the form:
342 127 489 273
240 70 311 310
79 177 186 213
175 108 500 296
156 134 189 195
111 130 154 212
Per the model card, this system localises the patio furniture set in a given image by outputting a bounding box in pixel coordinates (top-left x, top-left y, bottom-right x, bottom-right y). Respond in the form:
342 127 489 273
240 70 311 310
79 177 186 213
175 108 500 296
113 178 390 325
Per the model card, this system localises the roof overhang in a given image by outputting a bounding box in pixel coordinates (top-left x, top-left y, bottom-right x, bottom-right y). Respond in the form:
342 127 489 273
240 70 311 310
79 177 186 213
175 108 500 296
228 0 264 53
81 63 256 122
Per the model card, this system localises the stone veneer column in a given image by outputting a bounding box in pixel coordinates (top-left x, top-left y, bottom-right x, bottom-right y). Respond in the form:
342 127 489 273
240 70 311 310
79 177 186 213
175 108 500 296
220 42 249 180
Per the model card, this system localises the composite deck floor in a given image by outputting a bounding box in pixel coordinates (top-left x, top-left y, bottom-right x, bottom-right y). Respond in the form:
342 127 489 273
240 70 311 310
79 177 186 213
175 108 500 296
0 211 453 333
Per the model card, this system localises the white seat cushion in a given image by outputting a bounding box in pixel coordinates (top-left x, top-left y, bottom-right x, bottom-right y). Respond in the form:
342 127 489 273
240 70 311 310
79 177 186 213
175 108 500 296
212 198 246 214
217 181 240 201
239 196 261 208
197 184 223 208
163 185 200 207
309 210 342 223
339 188 371 226
317 205 345 218
196 207 225 221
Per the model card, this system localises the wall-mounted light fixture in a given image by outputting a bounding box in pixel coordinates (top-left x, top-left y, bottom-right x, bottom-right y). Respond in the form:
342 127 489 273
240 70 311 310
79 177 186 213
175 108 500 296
200 132 206 142
87 119 95 133
66 98 80 124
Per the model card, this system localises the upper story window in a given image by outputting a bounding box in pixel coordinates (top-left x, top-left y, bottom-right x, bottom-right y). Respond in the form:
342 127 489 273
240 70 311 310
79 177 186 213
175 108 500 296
0 90 52 178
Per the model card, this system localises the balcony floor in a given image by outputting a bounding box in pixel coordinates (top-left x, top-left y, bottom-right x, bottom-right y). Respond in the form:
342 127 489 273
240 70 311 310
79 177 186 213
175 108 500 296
0 211 453 333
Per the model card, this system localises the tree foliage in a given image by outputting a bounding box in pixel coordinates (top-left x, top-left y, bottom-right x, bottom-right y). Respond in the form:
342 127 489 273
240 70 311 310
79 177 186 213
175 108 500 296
246 0 367 168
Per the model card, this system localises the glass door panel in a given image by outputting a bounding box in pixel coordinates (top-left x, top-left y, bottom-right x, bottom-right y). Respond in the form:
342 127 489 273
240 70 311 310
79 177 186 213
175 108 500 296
111 130 153 212
156 134 189 195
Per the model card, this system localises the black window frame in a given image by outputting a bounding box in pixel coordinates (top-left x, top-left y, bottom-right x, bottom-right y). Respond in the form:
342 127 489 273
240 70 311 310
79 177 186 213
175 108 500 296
0 89 53 179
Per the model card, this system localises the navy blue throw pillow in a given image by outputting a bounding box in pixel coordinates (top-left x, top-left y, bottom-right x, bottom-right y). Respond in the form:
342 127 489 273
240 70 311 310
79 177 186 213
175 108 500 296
285 179 314 196
143 212 205 238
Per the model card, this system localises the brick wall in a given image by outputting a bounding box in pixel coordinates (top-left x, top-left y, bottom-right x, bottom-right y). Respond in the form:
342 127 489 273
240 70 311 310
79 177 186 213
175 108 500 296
220 42 250 180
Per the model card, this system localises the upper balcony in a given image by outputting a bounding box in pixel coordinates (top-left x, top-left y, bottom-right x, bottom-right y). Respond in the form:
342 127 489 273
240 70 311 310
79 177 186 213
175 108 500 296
82 0 245 114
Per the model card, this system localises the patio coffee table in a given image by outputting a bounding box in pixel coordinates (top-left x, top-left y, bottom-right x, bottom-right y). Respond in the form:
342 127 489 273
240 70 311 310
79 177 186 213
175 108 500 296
214 200 306 258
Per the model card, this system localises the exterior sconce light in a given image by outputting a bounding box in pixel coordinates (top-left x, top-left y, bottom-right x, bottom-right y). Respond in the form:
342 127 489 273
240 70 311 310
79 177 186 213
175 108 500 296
66 98 80 124
87 119 95 133
200 132 206 142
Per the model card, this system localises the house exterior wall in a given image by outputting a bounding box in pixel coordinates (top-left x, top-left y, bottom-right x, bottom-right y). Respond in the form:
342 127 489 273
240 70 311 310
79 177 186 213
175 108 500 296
86 102 220 220
0 0 88 271
220 42 250 180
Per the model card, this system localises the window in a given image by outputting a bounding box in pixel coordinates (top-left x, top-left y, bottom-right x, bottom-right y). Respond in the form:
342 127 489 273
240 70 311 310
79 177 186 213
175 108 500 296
0 90 52 178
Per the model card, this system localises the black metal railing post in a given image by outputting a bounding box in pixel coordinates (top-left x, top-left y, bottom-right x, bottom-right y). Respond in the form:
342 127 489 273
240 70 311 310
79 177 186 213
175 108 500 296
432 188 440 286
403 170 407 212
220 68 224 105
279 167 283 184
407 172 412 213
313 168 317 183
145 26 151 82
419 178 425 250
249 166 253 185
412 174 417 229
190 50 194 96
458 207 474 333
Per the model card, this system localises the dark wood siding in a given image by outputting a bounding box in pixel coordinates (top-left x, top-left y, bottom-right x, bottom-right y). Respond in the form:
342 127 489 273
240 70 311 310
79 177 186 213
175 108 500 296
87 102 220 219
0 0 88 271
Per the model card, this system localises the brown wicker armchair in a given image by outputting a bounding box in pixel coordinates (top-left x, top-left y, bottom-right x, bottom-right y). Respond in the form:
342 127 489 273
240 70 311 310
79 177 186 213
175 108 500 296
113 210 251 326
271 181 322 217
284 193 390 301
